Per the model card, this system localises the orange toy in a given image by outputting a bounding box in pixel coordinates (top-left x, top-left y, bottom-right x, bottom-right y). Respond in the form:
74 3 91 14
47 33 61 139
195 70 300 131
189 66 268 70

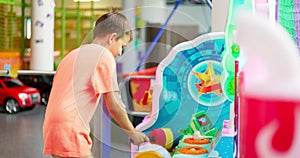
183 137 210 144
134 151 164 158
178 146 208 155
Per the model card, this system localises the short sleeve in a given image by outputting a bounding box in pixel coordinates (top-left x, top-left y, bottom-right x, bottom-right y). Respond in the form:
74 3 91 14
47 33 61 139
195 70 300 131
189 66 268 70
93 51 119 95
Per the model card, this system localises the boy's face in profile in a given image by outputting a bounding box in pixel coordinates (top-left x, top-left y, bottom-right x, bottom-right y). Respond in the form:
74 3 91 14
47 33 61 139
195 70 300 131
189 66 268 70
109 34 131 57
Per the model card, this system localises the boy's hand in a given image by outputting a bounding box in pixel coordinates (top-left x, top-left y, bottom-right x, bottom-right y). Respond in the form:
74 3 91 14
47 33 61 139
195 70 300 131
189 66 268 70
128 130 150 146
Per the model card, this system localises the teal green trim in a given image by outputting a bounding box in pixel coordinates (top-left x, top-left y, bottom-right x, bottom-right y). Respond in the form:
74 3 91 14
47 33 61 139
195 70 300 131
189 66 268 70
278 0 295 40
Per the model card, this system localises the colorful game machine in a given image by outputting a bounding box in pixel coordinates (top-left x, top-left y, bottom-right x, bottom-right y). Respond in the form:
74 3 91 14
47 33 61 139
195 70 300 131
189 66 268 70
129 0 269 157
130 31 236 158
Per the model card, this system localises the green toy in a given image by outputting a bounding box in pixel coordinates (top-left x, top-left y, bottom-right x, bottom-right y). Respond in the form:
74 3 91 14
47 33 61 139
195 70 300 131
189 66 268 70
184 111 217 137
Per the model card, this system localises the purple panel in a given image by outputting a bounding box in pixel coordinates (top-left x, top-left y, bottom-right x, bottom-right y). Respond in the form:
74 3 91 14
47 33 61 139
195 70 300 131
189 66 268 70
276 0 279 22
117 63 123 74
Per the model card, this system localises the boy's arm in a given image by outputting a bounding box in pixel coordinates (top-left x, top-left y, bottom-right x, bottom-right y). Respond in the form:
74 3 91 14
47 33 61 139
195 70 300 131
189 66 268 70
103 91 149 145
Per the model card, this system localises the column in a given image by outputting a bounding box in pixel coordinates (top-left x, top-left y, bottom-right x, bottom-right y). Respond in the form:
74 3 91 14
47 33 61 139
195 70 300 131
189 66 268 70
31 0 55 70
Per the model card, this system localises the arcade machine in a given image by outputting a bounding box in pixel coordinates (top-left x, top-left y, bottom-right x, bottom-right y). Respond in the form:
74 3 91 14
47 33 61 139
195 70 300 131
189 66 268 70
126 0 278 157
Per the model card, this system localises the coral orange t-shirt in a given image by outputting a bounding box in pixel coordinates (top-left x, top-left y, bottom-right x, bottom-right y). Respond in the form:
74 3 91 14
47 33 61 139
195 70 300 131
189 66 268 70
43 44 119 157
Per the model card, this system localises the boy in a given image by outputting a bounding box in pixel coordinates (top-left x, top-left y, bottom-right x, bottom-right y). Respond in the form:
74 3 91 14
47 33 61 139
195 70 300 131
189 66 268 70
43 12 149 158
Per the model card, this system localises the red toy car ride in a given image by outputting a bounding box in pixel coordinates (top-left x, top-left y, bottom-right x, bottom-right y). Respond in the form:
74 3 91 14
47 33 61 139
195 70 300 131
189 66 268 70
0 76 41 113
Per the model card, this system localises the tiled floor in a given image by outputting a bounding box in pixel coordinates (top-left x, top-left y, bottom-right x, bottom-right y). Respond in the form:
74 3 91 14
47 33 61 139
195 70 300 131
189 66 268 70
0 105 131 158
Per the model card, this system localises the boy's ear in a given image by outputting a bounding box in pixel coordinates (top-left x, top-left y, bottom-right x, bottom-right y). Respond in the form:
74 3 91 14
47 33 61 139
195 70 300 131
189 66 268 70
108 33 118 44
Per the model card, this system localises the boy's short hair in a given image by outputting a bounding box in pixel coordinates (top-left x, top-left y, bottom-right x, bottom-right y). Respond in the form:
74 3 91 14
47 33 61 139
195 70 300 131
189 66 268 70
93 12 132 42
